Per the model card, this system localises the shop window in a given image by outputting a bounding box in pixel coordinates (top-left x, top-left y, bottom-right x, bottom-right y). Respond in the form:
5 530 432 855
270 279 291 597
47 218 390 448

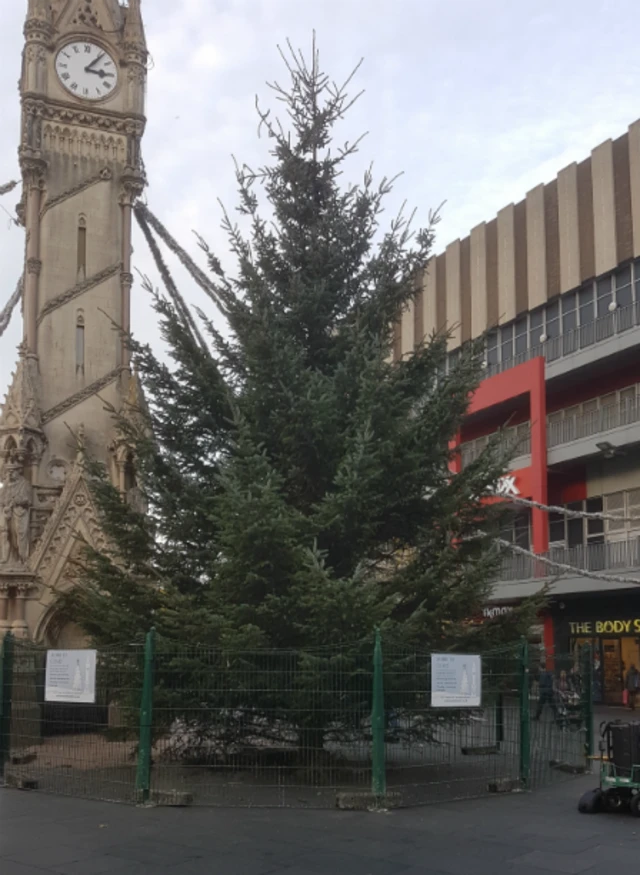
586 497 604 541
597 275 613 317
500 323 514 363
620 387 637 425
514 317 527 355
605 492 626 534
615 265 633 308
530 307 544 346
486 330 498 366
567 501 584 549
549 512 565 545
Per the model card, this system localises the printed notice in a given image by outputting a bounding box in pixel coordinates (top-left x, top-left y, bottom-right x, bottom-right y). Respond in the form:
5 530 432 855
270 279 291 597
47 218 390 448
45 650 97 704
431 653 481 708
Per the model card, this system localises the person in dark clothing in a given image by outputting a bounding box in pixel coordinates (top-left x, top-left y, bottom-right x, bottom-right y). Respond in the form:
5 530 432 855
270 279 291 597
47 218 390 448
535 668 556 720
625 665 639 711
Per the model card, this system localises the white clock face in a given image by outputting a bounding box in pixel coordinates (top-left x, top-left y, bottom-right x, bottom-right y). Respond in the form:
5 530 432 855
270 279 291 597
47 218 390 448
55 41 119 101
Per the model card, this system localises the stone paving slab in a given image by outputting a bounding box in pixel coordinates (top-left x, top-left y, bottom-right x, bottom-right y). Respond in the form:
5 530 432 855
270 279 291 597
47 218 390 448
1 777 639 874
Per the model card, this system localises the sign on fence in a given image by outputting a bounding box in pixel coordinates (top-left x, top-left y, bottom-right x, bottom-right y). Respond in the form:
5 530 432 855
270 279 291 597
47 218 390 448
45 650 97 704
431 653 482 708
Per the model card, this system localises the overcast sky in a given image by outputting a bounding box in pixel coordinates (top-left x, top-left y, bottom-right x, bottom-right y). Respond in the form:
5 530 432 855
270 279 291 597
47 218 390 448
1 0 640 394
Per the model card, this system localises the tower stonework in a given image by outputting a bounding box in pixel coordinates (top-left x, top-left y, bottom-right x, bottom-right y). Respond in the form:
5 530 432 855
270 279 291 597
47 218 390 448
0 0 147 645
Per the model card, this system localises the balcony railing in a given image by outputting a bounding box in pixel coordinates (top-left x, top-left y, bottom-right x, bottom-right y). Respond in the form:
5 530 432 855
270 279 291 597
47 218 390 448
460 431 531 469
547 399 640 448
498 537 640 582
485 301 640 379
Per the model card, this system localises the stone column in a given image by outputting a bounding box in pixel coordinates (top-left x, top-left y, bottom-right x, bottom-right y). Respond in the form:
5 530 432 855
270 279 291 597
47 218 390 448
0 585 10 637
119 167 144 371
21 158 46 355
11 584 30 639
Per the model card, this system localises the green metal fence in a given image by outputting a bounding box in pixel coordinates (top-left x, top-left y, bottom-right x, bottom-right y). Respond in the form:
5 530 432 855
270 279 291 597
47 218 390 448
0 632 592 809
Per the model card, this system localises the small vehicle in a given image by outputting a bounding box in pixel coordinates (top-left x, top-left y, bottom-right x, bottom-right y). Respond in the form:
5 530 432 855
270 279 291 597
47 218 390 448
578 720 640 816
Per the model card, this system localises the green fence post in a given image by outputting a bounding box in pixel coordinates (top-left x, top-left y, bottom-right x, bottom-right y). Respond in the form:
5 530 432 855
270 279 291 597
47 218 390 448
0 633 15 781
371 629 386 800
519 637 531 789
135 628 156 804
583 644 594 764
495 693 504 750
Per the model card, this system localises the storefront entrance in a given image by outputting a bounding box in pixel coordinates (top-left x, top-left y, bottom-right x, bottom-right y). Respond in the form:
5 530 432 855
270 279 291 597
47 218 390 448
570 633 640 705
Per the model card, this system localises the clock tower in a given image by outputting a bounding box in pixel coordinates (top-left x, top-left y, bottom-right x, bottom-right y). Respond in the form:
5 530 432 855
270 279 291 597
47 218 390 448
0 0 147 644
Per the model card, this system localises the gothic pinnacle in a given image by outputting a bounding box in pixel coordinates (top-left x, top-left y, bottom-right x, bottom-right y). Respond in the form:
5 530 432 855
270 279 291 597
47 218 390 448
123 0 147 52
26 0 52 22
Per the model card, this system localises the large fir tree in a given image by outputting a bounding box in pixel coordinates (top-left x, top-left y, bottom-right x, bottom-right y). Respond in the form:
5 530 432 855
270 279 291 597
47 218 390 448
64 43 530 657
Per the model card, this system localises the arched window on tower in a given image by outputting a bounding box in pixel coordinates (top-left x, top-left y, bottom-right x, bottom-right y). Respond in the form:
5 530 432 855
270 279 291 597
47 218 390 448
124 453 136 493
77 216 87 281
76 311 85 376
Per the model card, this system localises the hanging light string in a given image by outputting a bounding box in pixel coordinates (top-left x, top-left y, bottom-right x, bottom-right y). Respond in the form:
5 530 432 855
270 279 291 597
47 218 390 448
495 537 640 588
0 276 23 339
0 180 17 197
508 494 639 523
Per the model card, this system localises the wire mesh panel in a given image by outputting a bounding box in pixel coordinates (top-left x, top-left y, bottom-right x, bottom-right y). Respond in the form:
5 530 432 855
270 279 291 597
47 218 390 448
3 640 144 804
149 643 374 808
383 646 524 806
0 635 592 809
527 649 590 791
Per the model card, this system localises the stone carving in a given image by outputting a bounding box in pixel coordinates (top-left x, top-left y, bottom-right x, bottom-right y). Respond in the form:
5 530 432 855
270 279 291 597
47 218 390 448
37 261 121 324
42 367 122 425
0 464 32 566
23 99 147 135
41 125 127 162
0 344 46 468
30 465 108 584
47 459 68 483
40 168 113 219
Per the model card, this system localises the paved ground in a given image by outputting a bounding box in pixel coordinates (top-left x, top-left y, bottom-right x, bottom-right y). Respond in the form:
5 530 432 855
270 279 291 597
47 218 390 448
1 777 639 874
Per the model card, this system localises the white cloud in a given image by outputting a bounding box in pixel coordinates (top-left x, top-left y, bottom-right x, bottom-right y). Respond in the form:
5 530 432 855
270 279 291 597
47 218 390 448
2 0 640 393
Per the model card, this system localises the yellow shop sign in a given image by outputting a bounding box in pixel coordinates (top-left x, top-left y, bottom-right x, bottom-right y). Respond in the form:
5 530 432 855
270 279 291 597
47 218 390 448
569 619 640 636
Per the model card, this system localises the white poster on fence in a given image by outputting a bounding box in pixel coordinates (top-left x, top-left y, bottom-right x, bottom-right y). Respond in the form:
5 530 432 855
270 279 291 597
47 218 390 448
45 650 97 704
431 653 482 708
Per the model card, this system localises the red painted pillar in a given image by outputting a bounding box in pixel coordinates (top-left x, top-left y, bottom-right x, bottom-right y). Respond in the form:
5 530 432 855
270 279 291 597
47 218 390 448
449 432 462 475
529 357 548 554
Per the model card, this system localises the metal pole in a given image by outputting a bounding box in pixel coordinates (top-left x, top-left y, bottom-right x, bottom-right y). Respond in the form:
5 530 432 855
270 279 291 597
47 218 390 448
0 633 15 781
583 643 594 763
519 637 531 789
371 629 386 799
135 628 156 803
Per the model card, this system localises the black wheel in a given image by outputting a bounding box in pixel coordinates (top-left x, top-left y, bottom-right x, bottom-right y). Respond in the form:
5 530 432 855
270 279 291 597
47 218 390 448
631 794 640 818
578 788 602 814
603 791 624 812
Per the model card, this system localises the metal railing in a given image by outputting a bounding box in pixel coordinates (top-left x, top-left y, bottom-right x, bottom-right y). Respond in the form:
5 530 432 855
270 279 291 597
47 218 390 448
460 431 532 469
485 301 640 379
547 399 640 448
498 537 640 582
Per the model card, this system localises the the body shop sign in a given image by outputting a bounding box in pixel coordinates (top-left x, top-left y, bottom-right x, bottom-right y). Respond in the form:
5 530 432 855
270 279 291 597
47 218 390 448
569 619 640 636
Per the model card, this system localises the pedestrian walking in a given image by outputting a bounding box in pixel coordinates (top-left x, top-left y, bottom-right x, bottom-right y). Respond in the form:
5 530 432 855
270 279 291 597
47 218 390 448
624 664 640 711
535 666 557 721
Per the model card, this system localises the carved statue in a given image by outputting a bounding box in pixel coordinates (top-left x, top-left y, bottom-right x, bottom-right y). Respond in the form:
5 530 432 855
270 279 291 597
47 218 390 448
0 464 32 565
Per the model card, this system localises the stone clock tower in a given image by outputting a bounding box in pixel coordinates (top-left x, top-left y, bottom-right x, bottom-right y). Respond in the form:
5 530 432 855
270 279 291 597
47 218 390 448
0 0 147 644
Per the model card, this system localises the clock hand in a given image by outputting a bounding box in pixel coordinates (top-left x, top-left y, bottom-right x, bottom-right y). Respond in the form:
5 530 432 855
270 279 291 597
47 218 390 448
86 69 115 79
84 52 105 73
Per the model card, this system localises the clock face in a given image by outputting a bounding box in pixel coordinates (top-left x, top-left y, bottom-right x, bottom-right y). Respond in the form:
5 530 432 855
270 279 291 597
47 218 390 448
55 41 119 101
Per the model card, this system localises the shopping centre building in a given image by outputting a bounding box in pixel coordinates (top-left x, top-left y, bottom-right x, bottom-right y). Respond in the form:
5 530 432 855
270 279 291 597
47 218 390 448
396 120 640 704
